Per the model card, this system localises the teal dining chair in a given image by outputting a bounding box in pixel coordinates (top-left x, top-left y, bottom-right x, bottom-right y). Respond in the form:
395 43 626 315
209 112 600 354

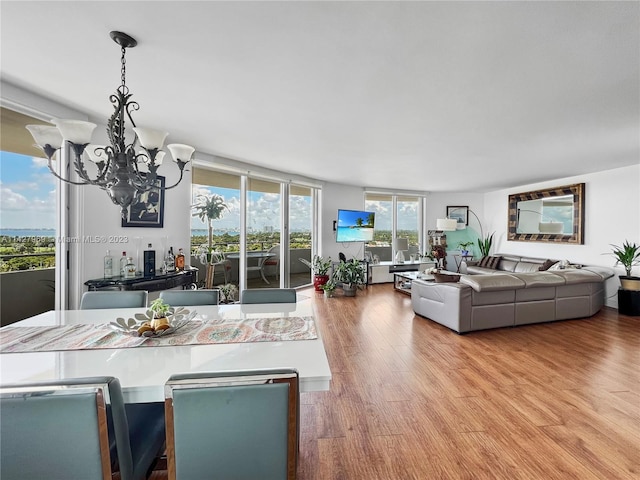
80 290 148 310
240 288 297 304
159 289 219 306
0 376 165 480
164 368 299 480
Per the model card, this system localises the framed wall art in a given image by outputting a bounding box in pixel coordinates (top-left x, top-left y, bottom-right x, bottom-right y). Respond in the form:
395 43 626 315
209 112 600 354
121 175 165 228
446 206 468 226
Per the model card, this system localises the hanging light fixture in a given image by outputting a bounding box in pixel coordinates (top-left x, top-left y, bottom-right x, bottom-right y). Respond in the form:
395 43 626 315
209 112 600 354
25 31 193 218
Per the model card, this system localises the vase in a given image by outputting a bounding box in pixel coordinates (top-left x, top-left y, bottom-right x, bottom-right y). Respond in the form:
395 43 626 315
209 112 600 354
313 274 329 292
620 276 640 291
342 284 357 297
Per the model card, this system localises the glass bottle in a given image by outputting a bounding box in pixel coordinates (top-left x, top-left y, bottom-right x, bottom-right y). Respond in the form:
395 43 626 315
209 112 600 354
104 249 114 278
124 256 136 278
165 248 176 273
119 251 127 277
176 248 185 271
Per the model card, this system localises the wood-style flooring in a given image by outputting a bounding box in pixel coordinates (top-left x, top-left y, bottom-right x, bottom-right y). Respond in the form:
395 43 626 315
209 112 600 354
152 284 640 479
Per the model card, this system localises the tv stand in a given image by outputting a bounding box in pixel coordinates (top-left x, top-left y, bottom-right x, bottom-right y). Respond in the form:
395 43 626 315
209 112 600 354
368 260 435 284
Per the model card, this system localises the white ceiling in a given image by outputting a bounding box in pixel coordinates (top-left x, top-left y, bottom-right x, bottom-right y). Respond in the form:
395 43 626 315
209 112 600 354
1 1 638 193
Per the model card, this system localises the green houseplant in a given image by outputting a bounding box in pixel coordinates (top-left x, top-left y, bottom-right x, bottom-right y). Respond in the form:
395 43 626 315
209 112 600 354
320 280 337 298
219 283 238 303
611 241 640 290
477 233 494 257
300 255 332 291
458 241 474 255
333 259 366 297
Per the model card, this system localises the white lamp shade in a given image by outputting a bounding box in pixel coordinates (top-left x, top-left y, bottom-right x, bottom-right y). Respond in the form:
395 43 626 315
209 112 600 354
85 145 108 163
25 125 63 149
167 143 195 162
436 218 457 231
133 127 168 150
393 238 409 251
152 151 166 166
53 119 97 144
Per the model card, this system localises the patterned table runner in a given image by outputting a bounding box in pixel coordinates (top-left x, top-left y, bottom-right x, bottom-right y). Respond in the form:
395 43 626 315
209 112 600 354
0 316 317 353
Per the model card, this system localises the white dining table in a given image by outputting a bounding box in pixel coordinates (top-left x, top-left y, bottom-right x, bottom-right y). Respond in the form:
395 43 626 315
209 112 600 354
0 300 331 403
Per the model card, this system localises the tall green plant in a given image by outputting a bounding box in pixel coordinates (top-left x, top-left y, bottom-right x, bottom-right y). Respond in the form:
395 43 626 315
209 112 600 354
191 194 228 257
611 241 640 277
477 232 494 257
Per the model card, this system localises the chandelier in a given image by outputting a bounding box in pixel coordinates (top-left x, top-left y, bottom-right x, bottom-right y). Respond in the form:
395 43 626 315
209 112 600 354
26 31 193 218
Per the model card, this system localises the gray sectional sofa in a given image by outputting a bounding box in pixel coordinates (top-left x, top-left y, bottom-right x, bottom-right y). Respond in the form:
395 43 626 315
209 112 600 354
411 254 613 333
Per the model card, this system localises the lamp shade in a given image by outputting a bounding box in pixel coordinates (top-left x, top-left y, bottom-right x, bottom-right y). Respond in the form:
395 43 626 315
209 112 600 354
393 238 409 251
436 218 457 231
26 125 63 149
53 119 97 144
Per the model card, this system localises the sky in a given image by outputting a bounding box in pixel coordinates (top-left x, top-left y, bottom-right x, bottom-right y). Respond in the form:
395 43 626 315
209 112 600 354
0 150 56 229
191 184 312 233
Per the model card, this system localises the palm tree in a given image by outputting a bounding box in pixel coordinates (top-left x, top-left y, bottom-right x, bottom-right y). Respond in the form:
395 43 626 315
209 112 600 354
192 194 228 260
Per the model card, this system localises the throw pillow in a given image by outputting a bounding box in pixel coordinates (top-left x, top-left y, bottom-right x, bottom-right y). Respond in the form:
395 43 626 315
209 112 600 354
487 256 502 269
433 272 460 283
479 256 491 268
538 259 557 271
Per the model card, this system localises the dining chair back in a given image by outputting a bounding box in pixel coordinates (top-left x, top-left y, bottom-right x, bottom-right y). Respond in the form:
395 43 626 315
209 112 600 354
262 244 280 280
0 376 165 480
80 291 148 310
240 288 297 304
165 369 299 480
159 289 220 306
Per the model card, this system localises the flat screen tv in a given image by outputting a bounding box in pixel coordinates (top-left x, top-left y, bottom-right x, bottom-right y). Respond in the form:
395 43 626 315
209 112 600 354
336 209 375 242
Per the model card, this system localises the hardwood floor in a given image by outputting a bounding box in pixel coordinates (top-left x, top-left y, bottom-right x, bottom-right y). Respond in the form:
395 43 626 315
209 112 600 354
151 284 640 479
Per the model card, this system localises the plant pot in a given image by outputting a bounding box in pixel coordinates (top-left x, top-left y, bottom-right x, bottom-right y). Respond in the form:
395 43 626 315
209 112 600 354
620 276 640 291
342 284 357 297
323 289 334 298
313 274 329 292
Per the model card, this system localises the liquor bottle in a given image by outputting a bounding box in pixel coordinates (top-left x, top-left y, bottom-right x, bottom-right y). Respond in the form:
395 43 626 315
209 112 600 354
165 248 176 273
143 243 155 277
124 256 136 278
104 250 114 278
176 248 185 271
119 251 127 276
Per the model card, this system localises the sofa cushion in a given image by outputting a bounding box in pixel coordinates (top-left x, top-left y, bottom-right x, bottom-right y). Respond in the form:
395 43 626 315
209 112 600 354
461 273 526 292
509 272 566 287
479 255 501 269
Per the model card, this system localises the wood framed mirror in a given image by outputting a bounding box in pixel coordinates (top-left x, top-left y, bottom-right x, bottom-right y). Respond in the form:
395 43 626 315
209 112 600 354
508 183 585 244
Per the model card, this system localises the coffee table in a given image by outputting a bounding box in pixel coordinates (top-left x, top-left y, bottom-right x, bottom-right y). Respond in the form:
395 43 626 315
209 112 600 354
393 271 434 295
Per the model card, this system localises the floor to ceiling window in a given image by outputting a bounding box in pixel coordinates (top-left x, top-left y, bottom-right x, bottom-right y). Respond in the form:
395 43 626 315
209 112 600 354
289 185 312 288
365 192 424 262
0 107 59 324
193 166 317 294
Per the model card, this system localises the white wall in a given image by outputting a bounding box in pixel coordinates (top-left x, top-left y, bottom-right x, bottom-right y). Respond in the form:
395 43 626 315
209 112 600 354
319 182 366 262
484 164 640 308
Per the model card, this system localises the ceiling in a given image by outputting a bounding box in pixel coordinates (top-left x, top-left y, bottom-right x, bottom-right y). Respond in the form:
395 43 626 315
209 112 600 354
1 1 638 193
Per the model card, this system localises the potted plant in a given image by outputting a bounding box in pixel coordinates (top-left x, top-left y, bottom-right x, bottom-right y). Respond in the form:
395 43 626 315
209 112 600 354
477 232 494 257
219 283 238 303
333 258 366 297
148 298 173 330
458 241 474 256
300 255 332 291
320 281 337 298
611 241 640 291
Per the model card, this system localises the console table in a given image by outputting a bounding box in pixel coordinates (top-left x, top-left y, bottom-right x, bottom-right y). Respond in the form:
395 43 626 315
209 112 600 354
368 260 435 284
85 267 198 292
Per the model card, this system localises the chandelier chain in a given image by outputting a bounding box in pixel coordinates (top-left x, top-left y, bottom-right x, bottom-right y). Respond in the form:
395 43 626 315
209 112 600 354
120 46 127 88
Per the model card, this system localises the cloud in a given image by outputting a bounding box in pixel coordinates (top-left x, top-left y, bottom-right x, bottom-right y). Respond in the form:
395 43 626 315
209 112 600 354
32 157 49 169
0 186 29 210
